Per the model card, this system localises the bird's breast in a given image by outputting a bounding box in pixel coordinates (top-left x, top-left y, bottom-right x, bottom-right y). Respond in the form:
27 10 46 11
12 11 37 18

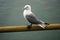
23 10 32 18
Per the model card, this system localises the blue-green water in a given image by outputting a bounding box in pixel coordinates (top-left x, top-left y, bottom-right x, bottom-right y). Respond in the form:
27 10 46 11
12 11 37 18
0 0 60 40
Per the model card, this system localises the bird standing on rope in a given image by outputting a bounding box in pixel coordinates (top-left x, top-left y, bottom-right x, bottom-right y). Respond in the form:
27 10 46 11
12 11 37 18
23 5 49 29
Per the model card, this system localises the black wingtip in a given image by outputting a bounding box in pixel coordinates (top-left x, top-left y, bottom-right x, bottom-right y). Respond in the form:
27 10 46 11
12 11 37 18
45 23 50 25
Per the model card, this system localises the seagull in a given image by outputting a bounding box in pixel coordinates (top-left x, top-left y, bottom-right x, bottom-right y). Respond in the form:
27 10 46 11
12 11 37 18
23 5 49 29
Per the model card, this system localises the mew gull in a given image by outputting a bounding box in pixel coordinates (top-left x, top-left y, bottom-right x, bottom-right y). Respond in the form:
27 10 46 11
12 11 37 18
23 5 49 29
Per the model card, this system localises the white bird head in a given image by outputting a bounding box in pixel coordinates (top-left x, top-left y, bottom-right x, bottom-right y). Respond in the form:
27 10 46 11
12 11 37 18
23 5 31 10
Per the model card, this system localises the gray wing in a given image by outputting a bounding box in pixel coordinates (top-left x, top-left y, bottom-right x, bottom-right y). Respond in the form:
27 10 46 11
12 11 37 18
26 14 42 24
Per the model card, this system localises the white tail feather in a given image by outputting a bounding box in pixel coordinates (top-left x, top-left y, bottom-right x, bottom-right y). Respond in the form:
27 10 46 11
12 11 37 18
38 23 46 29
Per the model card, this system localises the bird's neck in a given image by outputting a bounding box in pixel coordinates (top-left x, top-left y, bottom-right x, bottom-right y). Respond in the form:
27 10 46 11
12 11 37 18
24 10 31 12
23 10 32 18
23 10 32 14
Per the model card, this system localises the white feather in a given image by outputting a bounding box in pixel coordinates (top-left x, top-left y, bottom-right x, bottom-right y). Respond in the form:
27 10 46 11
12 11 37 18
38 23 46 29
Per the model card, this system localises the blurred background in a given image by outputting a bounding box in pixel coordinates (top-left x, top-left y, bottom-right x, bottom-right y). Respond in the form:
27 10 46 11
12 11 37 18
0 0 60 40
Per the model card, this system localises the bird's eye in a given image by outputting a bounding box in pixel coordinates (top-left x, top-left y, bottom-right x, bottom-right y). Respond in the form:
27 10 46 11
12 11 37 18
26 6 28 8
